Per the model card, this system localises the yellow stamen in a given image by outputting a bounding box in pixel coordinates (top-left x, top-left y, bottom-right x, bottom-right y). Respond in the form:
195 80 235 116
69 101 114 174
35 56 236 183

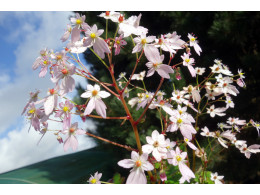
92 90 98 96
145 94 150 99
28 109 35 114
190 37 195 42
63 106 69 112
177 118 182 124
135 160 142 167
141 39 147 45
90 33 96 39
185 59 190 63
76 19 82 25
90 178 97 184
176 155 182 162
116 40 120 44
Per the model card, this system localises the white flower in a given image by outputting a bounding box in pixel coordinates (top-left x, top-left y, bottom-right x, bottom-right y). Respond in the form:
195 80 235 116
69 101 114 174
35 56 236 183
83 24 110 59
239 144 260 159
142 130 167 162
211 172 224 184
132 33 156 53
88 172 102 184
118 151 154 184
81 84 111 118
200 126 215 137
167 147 195 183
207 105 227 118
131 70 146 81
188 33 202 56
195 67 206 75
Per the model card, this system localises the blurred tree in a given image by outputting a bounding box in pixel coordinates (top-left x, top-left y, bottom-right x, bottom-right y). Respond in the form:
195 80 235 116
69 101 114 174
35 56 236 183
73 11 260 183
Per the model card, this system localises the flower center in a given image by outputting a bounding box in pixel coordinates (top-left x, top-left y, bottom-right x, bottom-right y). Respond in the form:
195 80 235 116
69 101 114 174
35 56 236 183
141 39 147 45
153 63 158 68
90 178 97 184
63 106 69 112
213 176 217 180
105 11 110 16
176 155 182 162
135 160 142 167
43 60 48 65
56 55 62 61
185 59 190 63
158 38 163 45
49 88 55 95
184 138 189 142
177 95 180 99
177 118 183 124
61 69 68 75
145 94 150 99
190 37 195 42
223 83 227 87
90 33 96 39
153 141 159 147
28 109 35 114
76 19 82 25
159 100 165 105
69 128 75 134
116 40 121 44
92 90 98 96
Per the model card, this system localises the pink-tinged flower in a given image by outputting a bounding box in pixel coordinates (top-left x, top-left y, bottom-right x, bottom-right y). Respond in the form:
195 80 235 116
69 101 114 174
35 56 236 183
51 50 69 65
184 137 197 150
118 151 154 184
81 84 111 118
167 109 196 140
70 13 89 43
60 24 72 42
188 33 202 56
231 137 246 149
38 56 52 78
207 105 227 118
88 172 102 184
26 103 43 132
250 119 260 136
211 172 224 184
22 90 40 115
66 38 89 54
155 32 185 56
132 33 156 53
181 52 196 77
83 24 111 59
62 122 85 152
136 92 154 110
43 86 59 115
142 130 167 162
55 100 74 130
200 126 215 137
131 70 146 81
237 69 246 87
99 11 121 22
114 35 127 55
51 63 76 96
218 76 239 96
57 136 63 144
183 85 201 103
214 130 235 148
160 171 167 182
239 144 260 159
150 96 173 114
118 14 148 37
227 117 246 126
171 90 187 105
144 45 174 79
167 147 195 183
117 72 126 81
32 48 49 70
225 96 234 108
195 67 206 75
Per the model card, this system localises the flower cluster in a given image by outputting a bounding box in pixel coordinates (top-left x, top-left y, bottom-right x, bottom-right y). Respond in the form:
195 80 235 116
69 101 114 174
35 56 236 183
23 11 260 184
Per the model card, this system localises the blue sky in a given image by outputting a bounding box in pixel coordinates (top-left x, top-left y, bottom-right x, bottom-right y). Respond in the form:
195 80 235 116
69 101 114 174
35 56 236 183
0 12 96 174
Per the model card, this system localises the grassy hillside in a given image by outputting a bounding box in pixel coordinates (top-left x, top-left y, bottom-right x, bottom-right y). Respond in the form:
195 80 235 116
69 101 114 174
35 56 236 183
0 147 119 184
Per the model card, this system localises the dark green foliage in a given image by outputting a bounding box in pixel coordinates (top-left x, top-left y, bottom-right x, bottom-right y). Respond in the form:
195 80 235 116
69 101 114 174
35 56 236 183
73 11 260 183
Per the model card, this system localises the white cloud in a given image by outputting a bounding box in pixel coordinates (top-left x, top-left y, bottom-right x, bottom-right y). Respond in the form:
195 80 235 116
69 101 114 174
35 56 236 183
0 118 96 174
0 12 97 173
